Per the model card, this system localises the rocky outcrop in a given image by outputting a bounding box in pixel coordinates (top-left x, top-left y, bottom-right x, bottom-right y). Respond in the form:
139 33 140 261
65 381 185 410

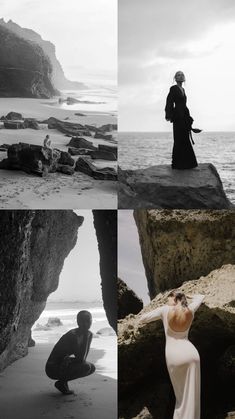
0 143 74 176
66 137 96 150
0 19 86 90
118 164 233 209
0 24 58 98
134 210 235 298
118 265 235 419
48 118 91 136
93 210 117 332
0 210 82 371
75 157 117 180
118 278 143 319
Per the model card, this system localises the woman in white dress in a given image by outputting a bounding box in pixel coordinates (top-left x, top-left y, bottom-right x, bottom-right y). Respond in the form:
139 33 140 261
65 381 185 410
139 291 205 419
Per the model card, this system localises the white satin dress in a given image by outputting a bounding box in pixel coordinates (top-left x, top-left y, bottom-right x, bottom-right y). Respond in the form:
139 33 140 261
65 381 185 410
139 294 205 419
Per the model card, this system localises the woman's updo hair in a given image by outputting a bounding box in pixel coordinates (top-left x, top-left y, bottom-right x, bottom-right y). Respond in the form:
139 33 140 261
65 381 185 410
168 290 188 308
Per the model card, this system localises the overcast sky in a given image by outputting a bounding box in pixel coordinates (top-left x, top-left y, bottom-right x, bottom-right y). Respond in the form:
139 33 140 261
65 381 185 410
49 210 102 302
118 210 150 305
119 0 235 131
1 0 117 84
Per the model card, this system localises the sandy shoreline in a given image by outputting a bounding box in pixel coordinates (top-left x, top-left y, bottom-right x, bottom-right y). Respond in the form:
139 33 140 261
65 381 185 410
0 343 117 419
0 98 117 209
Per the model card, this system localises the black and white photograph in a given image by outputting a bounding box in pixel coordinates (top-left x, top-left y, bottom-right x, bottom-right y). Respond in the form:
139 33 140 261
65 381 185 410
0 209 117 419
0 0 117 209
118 0 235 209
118 209 235 419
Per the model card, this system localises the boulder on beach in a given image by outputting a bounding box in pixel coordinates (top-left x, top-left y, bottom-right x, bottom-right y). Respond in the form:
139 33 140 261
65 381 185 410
34 323 50 331
68 147 93 156
46 317 63 327
118 264 235 419
75 156 117 181
66 136 97 151
118 163 233 209
90 150 116 161
118 278 143 319
57 150 74 166
4 121 25 129
6 112 23 120
23 118 39 130
98 123 117 132
57 165 74 175
97 327 115 336
94 132 113 141
48 117 91 136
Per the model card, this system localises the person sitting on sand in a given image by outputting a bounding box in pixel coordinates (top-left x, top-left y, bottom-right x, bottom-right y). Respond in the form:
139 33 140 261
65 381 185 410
45 310 95 395
43 134 51 149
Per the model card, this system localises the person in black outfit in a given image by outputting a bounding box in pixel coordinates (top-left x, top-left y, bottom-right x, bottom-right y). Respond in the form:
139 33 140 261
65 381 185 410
45 310 95 395
165 71 198 169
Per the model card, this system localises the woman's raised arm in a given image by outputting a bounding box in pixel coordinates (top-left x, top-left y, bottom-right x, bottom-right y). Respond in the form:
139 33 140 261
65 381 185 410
188 294 205 313
139 306 164 325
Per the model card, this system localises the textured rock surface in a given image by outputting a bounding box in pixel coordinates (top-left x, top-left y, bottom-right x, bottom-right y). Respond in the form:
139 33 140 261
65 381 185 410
0 210 82 371
75 157 117 180
118 164 233 209
118 265 235 419
118 278 143 319
93 210 117 332
0 19 85 90
0 24 57 98
134 210 235 298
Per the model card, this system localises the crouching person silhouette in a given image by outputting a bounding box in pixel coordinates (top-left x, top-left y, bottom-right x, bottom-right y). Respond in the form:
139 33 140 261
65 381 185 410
45 310 95 395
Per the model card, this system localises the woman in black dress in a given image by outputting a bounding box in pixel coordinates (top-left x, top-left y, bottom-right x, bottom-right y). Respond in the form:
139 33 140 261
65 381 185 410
165 71 198 169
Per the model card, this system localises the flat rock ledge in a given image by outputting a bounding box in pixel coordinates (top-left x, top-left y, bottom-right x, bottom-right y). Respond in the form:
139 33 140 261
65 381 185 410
118 163 233 209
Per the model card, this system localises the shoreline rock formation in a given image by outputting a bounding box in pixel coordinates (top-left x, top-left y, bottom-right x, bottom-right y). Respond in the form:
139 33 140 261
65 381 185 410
118 265 235 419
118 164 233 209
134 209 235 298
118 278 143 319
0 18 86 91
0 24 58 98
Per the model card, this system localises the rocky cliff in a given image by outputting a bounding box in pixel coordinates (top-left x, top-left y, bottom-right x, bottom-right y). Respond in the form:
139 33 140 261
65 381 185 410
118 265 235 419
118 278 143 319
0 19 86 90
0 210 82 370
134 210 235 298
93 210 117 332
0 24 58 98
118 164 233 209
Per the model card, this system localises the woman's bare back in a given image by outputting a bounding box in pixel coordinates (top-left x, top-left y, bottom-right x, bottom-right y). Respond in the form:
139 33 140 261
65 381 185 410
167 306 193 332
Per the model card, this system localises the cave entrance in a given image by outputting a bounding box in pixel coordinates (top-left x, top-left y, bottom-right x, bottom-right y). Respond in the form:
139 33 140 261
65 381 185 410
32 210 116 379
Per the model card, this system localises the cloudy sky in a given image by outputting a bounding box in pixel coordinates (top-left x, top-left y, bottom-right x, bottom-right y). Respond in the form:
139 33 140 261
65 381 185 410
118 210 150 305
1 0 117 84
49 210 102 302
119 0 235 131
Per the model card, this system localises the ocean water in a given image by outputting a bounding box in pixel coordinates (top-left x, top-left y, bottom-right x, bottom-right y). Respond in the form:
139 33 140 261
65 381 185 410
32 301 117 379
119 131 235 205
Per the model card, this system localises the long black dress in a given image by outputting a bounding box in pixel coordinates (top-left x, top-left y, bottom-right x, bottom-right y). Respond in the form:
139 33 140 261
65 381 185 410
165 85 198 169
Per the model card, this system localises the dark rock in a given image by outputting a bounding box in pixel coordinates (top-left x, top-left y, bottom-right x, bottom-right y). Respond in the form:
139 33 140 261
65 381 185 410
34 323 50 331
118 278 143 319
118 265 235 419
98 123 117 132
118 164 233 209
46 317 63 327
4 121 25 129
90 150 116 161
0 211 83 370
66 136 97 150
75 157 117 180
57 165 74 175
218 345 235 383
57 150 74 166
99 144 117 158
97 327 115 336
75 113 86 117
28 331 35 347
0 24 58 98
134 209 235 297
23 118 39 130
93 210 117 332
68 147 93 156
94 132 113 141
48 117 91 136
6 112 23 120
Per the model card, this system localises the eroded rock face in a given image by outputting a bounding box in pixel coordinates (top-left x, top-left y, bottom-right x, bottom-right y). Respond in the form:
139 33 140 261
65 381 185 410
118 164 233 209
134 210 235 298
0 211 82 370
118 265 235 419
118 278 143 319
93 210 117 332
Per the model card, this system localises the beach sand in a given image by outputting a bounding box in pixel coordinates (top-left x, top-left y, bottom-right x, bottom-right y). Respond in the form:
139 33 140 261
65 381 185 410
0 343 117 419
0 98 117 209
